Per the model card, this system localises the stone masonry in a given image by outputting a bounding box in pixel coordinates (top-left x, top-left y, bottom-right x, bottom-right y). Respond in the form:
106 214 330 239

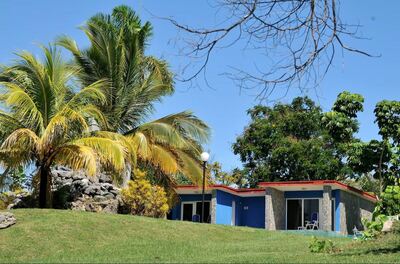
319 185 332 231
210 190 217 224
339 191 375 234
265 187 285 230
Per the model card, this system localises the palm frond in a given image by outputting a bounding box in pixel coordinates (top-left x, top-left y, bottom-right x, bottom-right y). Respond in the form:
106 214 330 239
73 137 126 172
51 144 97 176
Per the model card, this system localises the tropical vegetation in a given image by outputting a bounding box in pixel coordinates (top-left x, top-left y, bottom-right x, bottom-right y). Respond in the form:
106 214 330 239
121 169 169 218
232 92 400 191
57 5 210 187
0 46 127 207
0 6 210 208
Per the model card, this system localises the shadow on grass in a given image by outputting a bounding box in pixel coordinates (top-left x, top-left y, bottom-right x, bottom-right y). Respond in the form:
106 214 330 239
337 234 400 257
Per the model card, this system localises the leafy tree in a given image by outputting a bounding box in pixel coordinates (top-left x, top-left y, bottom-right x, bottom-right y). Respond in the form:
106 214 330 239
209 162 247 187
58 6 210 186
373 100 400 192
0 46 127 207
121 169 169 218
0 166 27 192
233 97 347 186
322 91 364 143
376 185 400 216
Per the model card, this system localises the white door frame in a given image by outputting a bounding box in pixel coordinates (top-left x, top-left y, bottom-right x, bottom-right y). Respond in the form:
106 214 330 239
180 201 211 221
231 200 236 226
285 198 321 230
285 198 336 230
181 202 196 220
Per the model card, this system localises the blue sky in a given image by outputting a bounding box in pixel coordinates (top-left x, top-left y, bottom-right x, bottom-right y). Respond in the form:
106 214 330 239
0 0 399 171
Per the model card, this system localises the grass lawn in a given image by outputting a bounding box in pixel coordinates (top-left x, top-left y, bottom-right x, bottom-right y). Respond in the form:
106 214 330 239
0 209 399 263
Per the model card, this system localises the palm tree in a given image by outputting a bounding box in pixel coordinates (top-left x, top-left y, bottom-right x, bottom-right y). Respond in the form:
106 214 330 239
57 5 210 185
0 46 127 208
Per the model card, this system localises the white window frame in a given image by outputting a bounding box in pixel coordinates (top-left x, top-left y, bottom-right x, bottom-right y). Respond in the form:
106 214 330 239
181 202 196 220
180 201 211 221
331 198 336 231
231 200 236 226
285 198 336 230
285 198 321 230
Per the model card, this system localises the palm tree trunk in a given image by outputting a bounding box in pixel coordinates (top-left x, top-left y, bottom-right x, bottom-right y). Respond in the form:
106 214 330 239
39 166 52 208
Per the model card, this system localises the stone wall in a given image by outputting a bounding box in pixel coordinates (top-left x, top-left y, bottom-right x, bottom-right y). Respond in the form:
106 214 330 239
265 187 285 230
210 190 217 224
319 185 332 231
51 167 122 213
339 190 375 234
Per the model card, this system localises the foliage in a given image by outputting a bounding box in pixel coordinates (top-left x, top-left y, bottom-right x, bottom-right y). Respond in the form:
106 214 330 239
361 214 388 240
308 236 336 253
343 174 380 195
121 169 169 218
58 5 210 187
233 96 350 186
0 189 29 209
0 46 127 207
209 162 247 187
0 192 13 209
374 101 400 141
371 100 400 192
0 166 27 192
376 186 400 216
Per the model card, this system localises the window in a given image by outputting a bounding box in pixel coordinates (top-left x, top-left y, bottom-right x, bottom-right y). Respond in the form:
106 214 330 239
286 198 335 231
181 201 210 223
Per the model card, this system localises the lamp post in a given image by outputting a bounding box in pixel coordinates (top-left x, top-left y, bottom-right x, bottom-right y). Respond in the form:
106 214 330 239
200 151 209 223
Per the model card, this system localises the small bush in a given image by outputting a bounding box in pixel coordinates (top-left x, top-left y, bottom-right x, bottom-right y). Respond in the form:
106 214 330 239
309 236 336 253
361 214 388 240
375 185 400 216
121 170 169 218
0 189 26 210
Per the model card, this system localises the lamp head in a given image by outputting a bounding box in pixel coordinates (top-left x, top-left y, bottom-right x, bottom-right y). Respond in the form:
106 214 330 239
200 152 210 162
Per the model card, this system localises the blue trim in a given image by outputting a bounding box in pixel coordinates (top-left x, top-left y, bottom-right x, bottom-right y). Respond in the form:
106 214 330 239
180 194 212 202
333 190 341 232
284 191 323 199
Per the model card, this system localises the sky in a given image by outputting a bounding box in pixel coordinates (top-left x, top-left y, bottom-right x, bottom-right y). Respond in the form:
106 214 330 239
0 0 399 171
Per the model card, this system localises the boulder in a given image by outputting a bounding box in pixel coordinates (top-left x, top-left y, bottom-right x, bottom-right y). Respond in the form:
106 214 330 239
382 220 395 232
71 197 120 214
0 212 16 229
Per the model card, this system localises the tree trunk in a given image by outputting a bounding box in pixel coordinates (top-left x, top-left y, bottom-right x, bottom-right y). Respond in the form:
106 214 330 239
378 140 386 196
39 166 52 208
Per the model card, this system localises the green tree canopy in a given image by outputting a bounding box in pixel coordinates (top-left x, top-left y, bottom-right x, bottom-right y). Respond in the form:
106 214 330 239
233 97 350 187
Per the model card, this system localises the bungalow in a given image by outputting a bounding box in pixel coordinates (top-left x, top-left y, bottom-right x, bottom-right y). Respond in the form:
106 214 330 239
169 180 377 234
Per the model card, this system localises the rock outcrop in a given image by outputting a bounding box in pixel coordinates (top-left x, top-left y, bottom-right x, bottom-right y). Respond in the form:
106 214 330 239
51 166 123 213
0 212 16 229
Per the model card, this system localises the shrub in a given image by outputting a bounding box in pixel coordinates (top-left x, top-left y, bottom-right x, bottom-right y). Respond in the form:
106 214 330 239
121 170 169 218
361 214 388 240
375 185 400 216
0 190 22 209
309 236 336 253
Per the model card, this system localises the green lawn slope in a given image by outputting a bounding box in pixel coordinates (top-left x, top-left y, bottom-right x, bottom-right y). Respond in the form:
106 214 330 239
0 209 399 263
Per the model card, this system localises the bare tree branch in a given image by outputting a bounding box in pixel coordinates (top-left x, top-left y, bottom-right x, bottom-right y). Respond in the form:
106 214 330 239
165 0 379 101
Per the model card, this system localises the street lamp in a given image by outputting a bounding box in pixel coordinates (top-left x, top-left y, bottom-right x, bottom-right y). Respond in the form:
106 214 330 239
200 151 209 223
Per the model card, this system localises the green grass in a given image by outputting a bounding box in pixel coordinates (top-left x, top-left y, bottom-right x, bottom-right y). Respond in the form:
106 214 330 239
0 209 399 263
